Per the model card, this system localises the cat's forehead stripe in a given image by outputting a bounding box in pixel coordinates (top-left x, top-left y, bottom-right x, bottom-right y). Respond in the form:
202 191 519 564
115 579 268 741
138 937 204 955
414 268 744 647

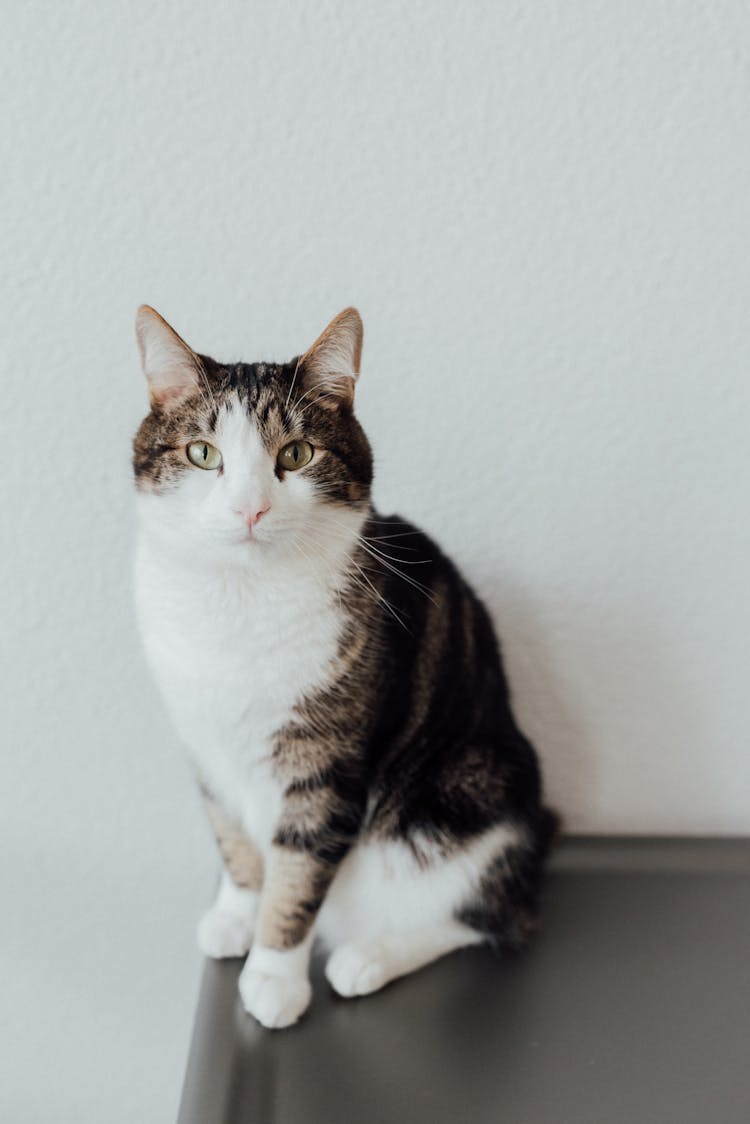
217 393 266 462
132 351 370 500
214 363 293 438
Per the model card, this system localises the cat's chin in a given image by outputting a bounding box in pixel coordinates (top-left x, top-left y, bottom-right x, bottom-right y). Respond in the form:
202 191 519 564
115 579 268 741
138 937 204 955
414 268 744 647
211 528 309 566
229 530 267 547
214 535 272 559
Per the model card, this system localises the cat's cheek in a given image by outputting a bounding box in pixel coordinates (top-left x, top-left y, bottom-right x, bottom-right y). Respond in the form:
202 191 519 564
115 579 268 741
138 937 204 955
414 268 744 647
281 471 320 513
148 472 215 535
194 480 246 539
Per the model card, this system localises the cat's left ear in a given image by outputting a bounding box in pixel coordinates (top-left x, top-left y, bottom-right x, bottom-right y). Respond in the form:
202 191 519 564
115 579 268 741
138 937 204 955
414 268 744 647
135 305 205 408
299 307 363 410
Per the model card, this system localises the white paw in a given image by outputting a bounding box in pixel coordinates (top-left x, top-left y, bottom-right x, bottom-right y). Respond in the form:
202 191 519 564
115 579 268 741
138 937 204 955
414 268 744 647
238 966 312 1029
325 941 388 998
197 907 254 959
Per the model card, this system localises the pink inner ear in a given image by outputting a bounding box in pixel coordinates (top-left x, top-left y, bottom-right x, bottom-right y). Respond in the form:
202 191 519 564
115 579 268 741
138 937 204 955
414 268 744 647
146 360 201 408
297 308 363 409
299 366 355 411
151 381 194 407
136 306 202 406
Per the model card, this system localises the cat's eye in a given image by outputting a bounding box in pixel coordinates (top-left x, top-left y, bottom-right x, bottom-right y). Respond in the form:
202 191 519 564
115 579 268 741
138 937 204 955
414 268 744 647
277 440 314 472
186 441 223 470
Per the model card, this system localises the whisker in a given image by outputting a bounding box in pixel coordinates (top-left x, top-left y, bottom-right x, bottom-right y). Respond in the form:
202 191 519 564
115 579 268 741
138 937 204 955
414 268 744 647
290 379 336 415
359 544 437 604
323 518 437 606
364 532 419 544
195 360 218 418
346 556 410 632
360 540 429 565
284 354 304 412
288 533 345 616
292 521 412 634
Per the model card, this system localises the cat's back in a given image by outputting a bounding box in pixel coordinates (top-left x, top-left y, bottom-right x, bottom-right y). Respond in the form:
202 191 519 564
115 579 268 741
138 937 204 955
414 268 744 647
360 512 542 833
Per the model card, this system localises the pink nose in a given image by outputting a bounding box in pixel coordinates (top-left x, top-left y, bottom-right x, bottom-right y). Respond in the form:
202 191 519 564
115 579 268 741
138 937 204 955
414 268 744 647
235 505 270 528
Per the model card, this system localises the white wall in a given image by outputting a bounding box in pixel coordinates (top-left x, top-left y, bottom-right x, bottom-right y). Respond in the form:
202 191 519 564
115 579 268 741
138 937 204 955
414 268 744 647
2 1 749 1120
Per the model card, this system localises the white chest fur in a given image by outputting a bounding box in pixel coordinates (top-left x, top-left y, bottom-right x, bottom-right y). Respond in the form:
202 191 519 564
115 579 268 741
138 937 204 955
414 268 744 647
134 517 516 957
133 534 345 851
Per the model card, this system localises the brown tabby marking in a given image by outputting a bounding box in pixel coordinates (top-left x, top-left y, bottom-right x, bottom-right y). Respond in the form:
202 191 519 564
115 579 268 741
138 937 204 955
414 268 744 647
134 305 557 970
203 795 264 892
256 846 331 950
133 352 373 508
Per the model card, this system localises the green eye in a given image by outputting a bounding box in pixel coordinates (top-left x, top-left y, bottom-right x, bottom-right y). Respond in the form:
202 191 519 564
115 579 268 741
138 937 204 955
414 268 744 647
186 441 222 470
277 440 314 472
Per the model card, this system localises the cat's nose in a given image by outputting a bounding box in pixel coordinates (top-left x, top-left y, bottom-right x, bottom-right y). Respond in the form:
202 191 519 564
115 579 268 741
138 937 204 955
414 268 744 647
234 504 270 528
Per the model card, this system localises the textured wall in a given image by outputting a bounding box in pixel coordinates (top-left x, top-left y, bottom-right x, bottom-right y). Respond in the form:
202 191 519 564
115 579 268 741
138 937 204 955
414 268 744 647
2 1 749 1120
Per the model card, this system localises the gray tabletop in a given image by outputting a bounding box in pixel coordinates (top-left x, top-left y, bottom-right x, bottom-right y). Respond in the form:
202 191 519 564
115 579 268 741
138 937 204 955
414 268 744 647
178 837 750 1124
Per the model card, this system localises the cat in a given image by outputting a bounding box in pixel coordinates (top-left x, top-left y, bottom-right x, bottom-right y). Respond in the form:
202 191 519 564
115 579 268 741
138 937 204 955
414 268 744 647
132 305 558 1029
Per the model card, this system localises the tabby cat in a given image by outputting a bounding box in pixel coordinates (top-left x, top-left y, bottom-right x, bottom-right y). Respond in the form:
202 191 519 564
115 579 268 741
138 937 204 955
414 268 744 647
132 305 557 1029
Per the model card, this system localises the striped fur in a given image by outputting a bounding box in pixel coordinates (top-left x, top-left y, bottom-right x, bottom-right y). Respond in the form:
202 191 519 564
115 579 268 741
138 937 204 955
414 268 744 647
132 306 558 1028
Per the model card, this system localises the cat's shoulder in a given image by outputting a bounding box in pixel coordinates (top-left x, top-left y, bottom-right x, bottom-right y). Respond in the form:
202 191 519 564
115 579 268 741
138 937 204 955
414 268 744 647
365 512 452 566
365 511 468 595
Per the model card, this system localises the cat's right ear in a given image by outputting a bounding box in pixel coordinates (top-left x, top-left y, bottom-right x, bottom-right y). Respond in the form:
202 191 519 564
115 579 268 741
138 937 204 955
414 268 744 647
135 306 203 408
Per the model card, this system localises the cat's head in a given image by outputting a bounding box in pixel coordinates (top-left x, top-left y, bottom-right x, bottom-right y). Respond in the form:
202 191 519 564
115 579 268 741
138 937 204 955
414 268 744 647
132 307 372 566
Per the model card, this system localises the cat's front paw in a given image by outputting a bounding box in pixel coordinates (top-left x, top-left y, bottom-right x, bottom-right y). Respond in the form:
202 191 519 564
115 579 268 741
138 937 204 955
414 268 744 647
325 940 388 997
239 965 312 1029
197 906 254 959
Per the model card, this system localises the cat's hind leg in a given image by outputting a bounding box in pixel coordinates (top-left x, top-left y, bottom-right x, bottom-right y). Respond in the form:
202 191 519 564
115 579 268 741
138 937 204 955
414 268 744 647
455 812 559 953
325 920 483 998
197 795 264 959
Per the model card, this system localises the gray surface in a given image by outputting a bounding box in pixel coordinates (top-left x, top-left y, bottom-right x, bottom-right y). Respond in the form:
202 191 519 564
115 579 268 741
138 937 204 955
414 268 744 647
178 838 750 1123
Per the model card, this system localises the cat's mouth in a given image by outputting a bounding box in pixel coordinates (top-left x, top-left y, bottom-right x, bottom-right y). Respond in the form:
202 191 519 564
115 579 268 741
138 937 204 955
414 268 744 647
236 527 266 546
209 524 270 549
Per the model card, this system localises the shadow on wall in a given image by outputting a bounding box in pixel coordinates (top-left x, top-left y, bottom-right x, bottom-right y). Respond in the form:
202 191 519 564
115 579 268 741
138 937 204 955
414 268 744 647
484 578 725 833
484 579 594 830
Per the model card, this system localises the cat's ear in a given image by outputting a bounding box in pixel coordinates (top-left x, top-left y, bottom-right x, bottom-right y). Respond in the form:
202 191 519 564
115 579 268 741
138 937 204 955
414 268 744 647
299 307 363 410
135 306 204 408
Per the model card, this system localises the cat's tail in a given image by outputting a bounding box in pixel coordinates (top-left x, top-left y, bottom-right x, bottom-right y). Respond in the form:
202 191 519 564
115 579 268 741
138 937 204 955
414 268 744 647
456 807 562 954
